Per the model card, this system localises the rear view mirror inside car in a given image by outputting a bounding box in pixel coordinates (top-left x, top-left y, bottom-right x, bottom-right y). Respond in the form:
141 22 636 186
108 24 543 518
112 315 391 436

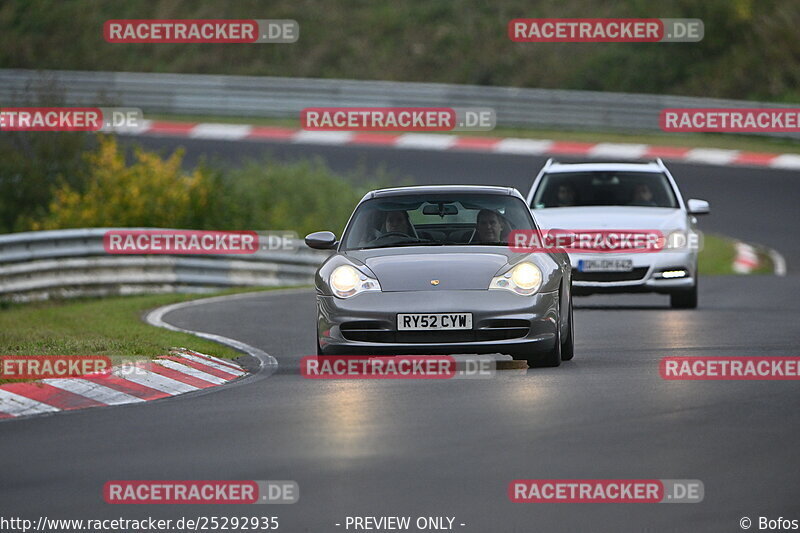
422 204 458 216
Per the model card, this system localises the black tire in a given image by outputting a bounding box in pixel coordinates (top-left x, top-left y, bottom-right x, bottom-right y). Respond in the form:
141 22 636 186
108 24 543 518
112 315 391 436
526 291 563 368
316 340 324 356
670 282 698 309
561 293 575 361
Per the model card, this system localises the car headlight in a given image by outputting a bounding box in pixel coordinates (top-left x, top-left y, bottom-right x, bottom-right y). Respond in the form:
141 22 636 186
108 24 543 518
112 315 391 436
330 265 381 298
490 262 542 296
665 230 698 250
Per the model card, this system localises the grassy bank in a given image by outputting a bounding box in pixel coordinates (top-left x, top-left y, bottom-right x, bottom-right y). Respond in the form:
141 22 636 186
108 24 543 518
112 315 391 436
0 289 274 384
699 233 774 275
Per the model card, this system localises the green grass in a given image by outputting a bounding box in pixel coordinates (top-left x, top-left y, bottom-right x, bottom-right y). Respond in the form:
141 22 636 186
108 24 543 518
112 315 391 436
698 234 736 275
0 288 278 384
148 113 800 156
699 233 774 275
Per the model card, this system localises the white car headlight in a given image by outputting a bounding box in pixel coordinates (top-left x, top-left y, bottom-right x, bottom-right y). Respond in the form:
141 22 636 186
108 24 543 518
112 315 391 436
665 230 700 251
330 265 381 298
665 230 684 250
490 262 542 296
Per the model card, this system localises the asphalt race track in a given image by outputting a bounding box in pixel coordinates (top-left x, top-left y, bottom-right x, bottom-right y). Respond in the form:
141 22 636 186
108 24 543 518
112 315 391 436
1 138 799 532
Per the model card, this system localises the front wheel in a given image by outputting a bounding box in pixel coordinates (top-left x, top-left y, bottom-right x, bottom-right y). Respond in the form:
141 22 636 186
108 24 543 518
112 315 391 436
560 293 575 361
526 291 563 368
670 282 698 309
526 329 561 368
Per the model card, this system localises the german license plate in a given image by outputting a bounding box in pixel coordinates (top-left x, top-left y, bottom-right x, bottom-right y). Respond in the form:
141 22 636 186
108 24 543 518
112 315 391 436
578 259 634 272
397 313 473 330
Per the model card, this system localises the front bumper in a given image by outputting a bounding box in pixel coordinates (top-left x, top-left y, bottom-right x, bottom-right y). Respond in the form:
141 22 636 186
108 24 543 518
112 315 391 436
317 289 559 356
570 251 697 295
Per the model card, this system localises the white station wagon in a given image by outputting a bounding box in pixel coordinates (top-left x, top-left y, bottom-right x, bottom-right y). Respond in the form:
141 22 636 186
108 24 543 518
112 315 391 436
525 159 709 308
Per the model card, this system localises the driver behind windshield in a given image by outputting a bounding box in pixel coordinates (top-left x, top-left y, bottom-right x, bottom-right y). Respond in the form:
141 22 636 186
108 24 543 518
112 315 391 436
472 209 508 243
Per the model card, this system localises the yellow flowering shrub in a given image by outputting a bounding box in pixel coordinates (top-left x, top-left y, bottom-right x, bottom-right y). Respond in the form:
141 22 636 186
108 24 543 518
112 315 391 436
35 137 213 229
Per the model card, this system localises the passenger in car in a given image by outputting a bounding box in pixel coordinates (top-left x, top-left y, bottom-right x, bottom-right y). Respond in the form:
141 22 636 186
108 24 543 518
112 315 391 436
630 183 658 207
383 210 414 235
556 183 577 207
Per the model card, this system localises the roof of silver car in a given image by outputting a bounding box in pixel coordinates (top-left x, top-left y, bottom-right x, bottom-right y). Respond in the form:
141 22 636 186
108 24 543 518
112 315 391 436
542 160 666 173
368 185 520 199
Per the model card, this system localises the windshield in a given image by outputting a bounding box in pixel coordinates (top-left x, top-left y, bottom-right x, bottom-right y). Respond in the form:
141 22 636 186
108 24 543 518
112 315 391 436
340 193 537 250
532 171 679 209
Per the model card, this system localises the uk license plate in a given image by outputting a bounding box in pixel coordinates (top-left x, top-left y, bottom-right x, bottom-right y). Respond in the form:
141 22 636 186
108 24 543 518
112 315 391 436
397 313 473 330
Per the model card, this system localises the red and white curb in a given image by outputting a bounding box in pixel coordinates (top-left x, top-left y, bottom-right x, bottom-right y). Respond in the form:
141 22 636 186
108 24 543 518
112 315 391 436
0 349 247 420
731 241 787 275
106 120 800 170
733 242 760 274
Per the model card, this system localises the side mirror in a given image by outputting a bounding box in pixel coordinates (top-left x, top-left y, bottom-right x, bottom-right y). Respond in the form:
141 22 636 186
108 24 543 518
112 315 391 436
686 199 710 215
304 231 338 250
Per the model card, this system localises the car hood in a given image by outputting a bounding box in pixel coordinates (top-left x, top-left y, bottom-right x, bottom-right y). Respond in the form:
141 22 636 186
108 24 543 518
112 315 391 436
344 247 514 291
532 206 687 231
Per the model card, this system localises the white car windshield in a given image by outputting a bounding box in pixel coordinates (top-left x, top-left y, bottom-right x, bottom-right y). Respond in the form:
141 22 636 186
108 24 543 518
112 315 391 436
532 171 679 209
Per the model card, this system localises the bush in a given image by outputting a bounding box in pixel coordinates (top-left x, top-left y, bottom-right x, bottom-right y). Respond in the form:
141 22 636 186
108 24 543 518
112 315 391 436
29 136 392 235
0 77 92 232
33 136 215 230
219 159 379 236
0 130 90 232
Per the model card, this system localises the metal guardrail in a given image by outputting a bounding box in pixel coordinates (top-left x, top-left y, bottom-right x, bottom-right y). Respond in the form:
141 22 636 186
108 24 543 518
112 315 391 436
1 69 798 138
0 228 329 302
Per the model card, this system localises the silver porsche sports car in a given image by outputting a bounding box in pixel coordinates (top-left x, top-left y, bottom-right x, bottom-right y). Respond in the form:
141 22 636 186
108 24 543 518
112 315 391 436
305 185 574 368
